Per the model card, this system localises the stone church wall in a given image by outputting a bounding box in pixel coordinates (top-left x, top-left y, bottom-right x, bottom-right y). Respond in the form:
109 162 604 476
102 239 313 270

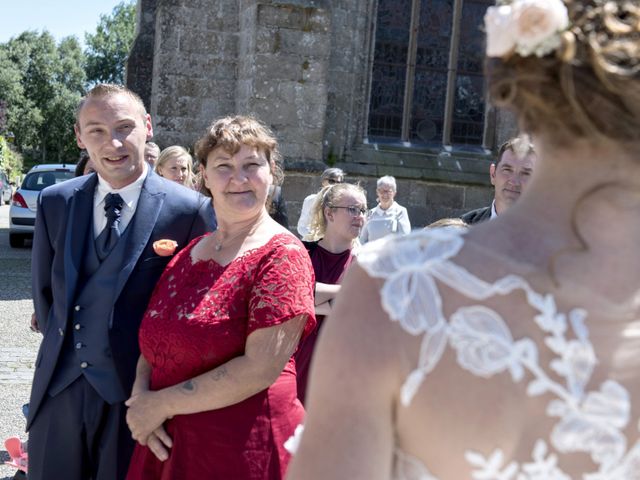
127 0 517 227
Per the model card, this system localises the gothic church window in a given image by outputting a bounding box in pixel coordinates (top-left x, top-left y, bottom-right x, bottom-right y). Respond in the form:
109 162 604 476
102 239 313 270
367 0 493 147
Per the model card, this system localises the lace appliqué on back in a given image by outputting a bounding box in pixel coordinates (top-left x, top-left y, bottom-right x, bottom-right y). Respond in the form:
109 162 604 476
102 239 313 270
359 229 640 480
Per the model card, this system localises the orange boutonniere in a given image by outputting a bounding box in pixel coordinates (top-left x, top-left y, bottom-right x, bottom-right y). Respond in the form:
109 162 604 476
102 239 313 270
153 239 178 256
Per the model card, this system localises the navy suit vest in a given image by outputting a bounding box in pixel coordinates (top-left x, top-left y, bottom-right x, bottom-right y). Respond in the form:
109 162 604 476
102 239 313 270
48 220 133 403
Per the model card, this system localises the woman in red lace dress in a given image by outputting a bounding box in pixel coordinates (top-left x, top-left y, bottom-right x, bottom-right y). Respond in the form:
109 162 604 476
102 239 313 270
125 116 315 480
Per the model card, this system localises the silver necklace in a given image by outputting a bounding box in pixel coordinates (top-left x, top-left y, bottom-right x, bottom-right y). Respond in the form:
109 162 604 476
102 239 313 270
213 221 262 251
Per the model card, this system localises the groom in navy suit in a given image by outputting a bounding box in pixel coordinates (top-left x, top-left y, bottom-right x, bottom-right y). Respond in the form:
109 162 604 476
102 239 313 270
27 84 215 480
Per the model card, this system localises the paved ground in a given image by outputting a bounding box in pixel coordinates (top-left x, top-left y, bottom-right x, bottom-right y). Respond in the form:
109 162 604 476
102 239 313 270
0 205 38 479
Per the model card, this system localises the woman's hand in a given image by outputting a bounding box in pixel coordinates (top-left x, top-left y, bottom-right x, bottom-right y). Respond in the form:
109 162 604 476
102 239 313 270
145 427 173 462
125 390 170 443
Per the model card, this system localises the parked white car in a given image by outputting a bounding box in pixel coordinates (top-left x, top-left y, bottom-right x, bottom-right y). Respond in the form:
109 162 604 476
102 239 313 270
9 164 76 247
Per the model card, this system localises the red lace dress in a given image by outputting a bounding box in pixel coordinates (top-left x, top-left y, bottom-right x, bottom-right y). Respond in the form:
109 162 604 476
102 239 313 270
126 233 316 480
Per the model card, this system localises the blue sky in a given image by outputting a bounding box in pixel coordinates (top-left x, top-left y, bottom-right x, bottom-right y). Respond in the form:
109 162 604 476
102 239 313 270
0 0 130 46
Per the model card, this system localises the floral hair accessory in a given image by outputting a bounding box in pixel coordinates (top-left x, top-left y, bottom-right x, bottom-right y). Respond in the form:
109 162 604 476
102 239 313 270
485 0 569 59
153 239 178 257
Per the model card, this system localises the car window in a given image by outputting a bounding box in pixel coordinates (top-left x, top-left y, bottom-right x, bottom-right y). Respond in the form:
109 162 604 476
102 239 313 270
22 171 75 191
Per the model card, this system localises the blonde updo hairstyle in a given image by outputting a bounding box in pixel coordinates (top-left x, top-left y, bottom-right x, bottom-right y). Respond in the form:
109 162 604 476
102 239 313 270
306 183 367 242
155 146 194 187
487 0 640 146
194 116 284 199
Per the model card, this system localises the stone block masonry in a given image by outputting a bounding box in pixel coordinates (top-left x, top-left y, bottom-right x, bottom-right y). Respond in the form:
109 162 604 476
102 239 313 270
126 0 506 220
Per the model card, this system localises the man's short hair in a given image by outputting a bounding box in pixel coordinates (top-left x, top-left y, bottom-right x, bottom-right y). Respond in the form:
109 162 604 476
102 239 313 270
75 84 147 128
496 135 535 165
145 142 160 155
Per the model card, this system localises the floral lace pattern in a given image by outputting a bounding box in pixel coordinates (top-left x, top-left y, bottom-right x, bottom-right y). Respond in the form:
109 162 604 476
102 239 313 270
359 229 640 480
138 233 316 390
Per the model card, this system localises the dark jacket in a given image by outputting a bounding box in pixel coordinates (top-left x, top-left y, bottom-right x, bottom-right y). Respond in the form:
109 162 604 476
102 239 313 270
460 205 492 225
269 185 289 229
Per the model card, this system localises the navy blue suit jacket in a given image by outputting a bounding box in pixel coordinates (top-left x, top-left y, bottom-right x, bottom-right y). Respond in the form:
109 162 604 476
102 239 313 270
28 170 215 429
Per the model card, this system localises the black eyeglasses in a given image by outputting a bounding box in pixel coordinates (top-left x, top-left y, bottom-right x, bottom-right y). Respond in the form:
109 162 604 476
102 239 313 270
330 206 367 216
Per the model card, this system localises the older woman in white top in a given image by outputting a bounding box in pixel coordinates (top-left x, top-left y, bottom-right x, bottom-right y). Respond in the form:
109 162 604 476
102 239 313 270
359 175 410 243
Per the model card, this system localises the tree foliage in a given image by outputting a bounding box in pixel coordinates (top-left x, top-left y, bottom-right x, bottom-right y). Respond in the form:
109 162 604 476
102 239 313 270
0 31 85 165
0 135 24 181
85 1 136 85
0 2 137 169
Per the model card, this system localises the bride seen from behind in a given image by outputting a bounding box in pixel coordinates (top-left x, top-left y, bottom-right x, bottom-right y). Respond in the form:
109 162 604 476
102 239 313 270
287 0 640 478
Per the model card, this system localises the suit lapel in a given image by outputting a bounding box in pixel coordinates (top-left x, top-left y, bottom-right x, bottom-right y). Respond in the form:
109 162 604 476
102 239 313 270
63 175 97 311
112 172 166 301
483 206 493 222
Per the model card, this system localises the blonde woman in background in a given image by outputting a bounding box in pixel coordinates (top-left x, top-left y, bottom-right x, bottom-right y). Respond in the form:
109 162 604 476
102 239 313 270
154 145 194 188
295 183 366 405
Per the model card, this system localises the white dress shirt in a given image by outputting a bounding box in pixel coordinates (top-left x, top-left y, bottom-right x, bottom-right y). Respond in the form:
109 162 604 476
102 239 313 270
297 193 318 238
93 163 148 238
490 200 498 219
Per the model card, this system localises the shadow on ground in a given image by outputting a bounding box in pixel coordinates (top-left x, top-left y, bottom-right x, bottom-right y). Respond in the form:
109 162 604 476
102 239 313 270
0 226 32 302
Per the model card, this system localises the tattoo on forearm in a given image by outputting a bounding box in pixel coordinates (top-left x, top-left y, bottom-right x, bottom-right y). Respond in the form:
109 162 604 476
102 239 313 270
181 379 197 394
210 365 228 381
180 366 227 395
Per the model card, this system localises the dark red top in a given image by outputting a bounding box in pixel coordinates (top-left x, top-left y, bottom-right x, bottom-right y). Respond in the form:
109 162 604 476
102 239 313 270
126 233 316 480
294 241 354 404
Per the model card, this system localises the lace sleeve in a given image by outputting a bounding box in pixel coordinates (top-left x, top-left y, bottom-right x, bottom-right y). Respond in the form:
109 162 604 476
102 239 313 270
357 229 467 404
357 229 465 330
248 236 316 337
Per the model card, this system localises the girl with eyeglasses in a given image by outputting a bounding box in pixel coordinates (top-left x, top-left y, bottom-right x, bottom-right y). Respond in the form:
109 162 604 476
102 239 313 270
294 183 367 404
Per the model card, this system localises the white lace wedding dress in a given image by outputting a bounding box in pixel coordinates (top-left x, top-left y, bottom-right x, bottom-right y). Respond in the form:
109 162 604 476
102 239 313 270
357 228 640 480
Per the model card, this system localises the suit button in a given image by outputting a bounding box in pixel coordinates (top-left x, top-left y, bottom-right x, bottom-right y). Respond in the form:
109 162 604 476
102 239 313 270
74 323 81 330
75 342 83 350
58 328 64 336
80 362 88 369
74 305 81 312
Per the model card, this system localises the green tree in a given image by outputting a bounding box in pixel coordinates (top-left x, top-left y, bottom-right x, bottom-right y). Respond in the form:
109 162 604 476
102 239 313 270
0 31 85 166
85 1 136 85
0 41 43 154
0 135 24 181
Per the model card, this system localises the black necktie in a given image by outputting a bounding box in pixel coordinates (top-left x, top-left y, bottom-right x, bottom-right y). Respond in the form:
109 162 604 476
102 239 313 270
95 193 124 261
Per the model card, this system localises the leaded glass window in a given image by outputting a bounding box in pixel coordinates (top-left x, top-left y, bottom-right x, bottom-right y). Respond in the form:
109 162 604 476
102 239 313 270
368 0 493 147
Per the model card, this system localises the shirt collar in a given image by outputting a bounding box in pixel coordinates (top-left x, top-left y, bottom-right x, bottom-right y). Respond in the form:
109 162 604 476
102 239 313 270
490 200 498 219
95 162 148 208
375 201 396 214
